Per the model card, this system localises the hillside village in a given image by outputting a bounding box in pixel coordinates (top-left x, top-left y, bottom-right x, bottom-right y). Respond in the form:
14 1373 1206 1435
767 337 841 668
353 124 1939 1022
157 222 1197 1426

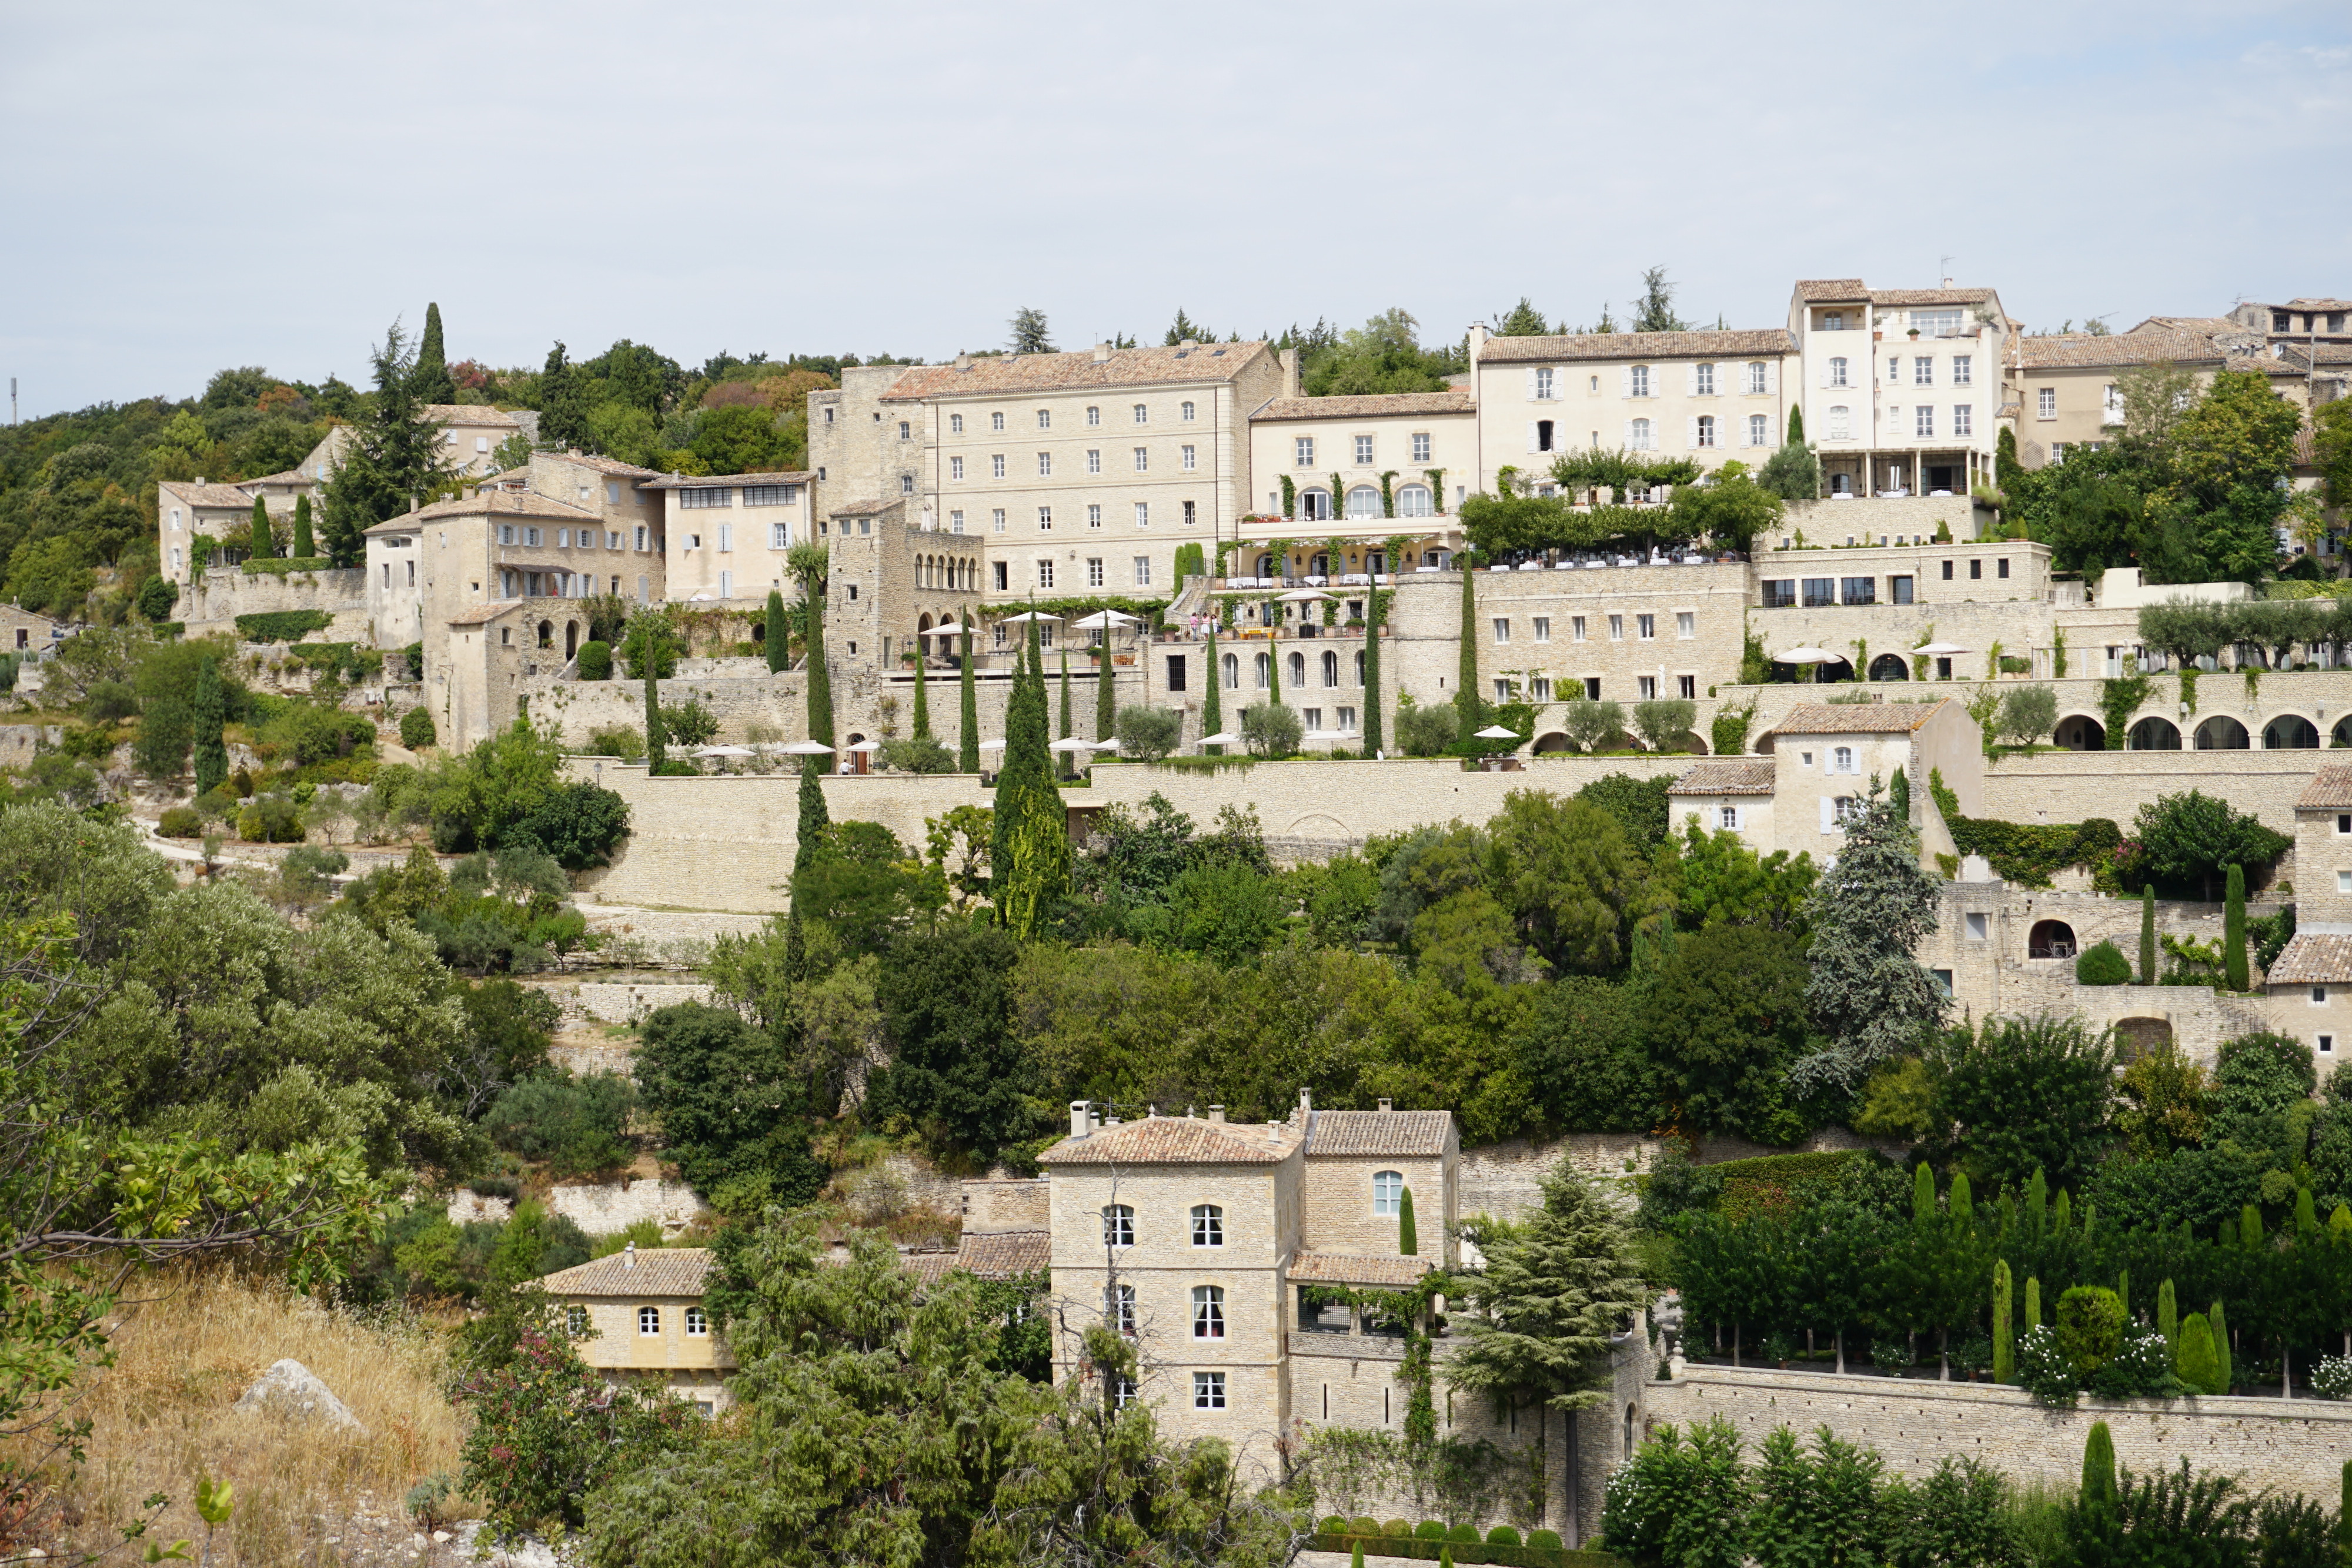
6 280 2352 1567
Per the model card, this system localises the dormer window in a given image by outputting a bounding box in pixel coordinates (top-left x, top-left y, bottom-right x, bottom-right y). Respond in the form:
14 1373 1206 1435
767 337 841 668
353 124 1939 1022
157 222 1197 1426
1191 1205 1224 1247
1373 1171 1404 1216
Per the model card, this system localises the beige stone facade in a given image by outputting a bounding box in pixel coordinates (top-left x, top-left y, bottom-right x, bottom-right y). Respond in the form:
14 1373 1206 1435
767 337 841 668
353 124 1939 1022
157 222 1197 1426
1787 280 2009 500
541 1246 735 1415
645 470 813 605
1245 392 1478 529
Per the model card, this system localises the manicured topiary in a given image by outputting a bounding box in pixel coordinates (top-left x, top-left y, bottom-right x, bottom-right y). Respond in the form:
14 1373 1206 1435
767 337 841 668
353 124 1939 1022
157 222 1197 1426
1349 1517 1381 1537
576 640 612 681
1382 1521 1412 1540
1445 1524 1479 1543
1415 1522 1446 1541
2075 939 2132 985
1525 1530 1563 1550
2176 1312 2222 1395
1318 1517 1348 1534
1485 1526 1522 1546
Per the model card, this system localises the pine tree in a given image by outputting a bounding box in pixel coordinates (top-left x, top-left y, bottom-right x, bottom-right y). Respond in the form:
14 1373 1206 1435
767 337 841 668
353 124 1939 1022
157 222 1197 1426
1057 647 1074 779
990 621 1070 938
412 302 455 405
1796 779 1944 1089
536 340 592 452
249 496 273 560
2224 864 2250 990
1008 307 1053 355
1993 1259 2013 1383
291 494 315 559
2140 885 2157 984
2210 1300 2232 1391
1455 555 1481 738
1398 1186 1418 1256
958 613 979 772
1363 585 1385 754
320 320 454 566
191 656 227 795
1202 625 1224 757
1095 631 1114 740
764 589 788 675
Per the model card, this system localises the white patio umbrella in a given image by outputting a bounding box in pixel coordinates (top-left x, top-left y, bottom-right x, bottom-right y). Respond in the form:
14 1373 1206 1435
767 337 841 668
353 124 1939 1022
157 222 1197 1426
845 740 882 754
1275 588 1335 602
1473 726 1522 740
977 738 1007 751
999 610 1063 623
693 745 756 757
776 740 835 755
1070 610 1141 628
1774 646 1837 664
1914 641 1972 656
1197 731 1242 747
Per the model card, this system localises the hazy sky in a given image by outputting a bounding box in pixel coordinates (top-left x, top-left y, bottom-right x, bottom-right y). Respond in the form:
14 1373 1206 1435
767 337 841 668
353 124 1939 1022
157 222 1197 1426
5 1 2347 417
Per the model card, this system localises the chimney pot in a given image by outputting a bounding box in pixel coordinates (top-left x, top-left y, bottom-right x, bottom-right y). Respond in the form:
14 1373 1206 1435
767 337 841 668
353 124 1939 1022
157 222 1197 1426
1208 1104 1225 1124
623 1241 635 1269
1299 1088 1313 1112
1378 1098 1394 1112
1092 343 1111 363
1070 1099 1091 1138
196 475 206 486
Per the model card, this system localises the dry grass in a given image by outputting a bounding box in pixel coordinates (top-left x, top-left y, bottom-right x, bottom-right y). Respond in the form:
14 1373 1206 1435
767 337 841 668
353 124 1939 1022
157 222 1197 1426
12 1268 475 1566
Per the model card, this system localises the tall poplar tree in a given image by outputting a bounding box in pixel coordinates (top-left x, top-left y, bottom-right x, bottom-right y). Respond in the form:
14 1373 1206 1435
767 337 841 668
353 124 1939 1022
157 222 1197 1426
191 655 227 796
788 545 833 749
990 621 1069 939
1455 553 1482 735
957 612 979 772
763 589 788 674
412 302 455 405
321 320 453 566
290 494 315 559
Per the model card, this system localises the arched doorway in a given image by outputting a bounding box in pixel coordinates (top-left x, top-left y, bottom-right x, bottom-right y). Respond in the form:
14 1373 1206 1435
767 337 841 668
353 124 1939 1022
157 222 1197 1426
536 619 553 650
2194 716 2250 750
2336 716 2352 748
2114 1017 2173 1062
1299 488 1332 521
844 731 867 774
1532 731 1573 754
2054 714 2106 750
1812 657 1855 683
2263 715 2320 749
564 620 579 659
1868 654 1910 681
2129 716 2181 750
2027 920 2078 959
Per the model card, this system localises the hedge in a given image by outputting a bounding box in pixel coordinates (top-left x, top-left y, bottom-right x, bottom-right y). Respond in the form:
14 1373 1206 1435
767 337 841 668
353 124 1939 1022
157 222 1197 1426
235 610 333 644
1305 1532 1621 1568
1947 814 2122 889
1708 1149 1866 1221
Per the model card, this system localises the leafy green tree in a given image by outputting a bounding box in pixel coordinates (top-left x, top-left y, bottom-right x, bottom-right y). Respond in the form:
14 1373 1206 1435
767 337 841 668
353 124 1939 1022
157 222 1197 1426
2076 940 2133 985
865 922 1036 1158
1631 267 1690 332
1646 924 1817 1144
793 821 946 965
2313 396 2352 511
1670 460 1785 549
1661 818 1816 935
290 493 316 558
1488 790 1660 975
1448 1157 1648 1487
2133 790 2290 899
482 1071 636 1178
1113 704 1181 761
1601 1416 1748 1568
1395 693 1457 755
1796 781 1943 1090
991 619 1069 938
1238 701 1302 758
506 780 631 870
135 693 192 780
2173 369 2303 511
1516 976 1662 1132
191 654 228 795
2140 885 2157 984
1008 306 1054 354
1755 440 1820 502
633 1002 824 1204
320 320 455 565
1456 559 1482 734
536 341 592 452
412 303 455 404
1748 1426 1885 1568
1929 1015 2117 1193
689 403 790 473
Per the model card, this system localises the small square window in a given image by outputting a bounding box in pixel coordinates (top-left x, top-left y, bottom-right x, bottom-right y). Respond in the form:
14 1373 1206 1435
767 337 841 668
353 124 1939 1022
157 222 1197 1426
1194 1372 1226 1409
2320 1034 2337 1056
991 411 1005 432
1931 968 1955 996
2337 814 2351 835
1532 617 1551 643
685 1307 708 1336
2337 870 2351 894
2312 986 2328 1005
1965 912 1989 940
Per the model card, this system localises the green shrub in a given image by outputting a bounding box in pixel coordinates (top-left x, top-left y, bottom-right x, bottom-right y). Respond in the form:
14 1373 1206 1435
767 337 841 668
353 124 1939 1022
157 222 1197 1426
1524 1531 1562 1551
1395 695 1458 756
481 1071 639 1179
2056 1286 2126 1378
2076 940 2133 985
1113 704 1184 761
505 781 631 871
158 805 203 838
1415 1522 1446 1540
879 735 956 774
236 795 305 843
580 725 645 759
1351 1517 1382 1537
1485 1527 1522 1546
1319 1516 1349 1534
1382 1521 1412 1539
576 640 612 681
234 609 332 644
1445 1524 1481 1543
1239 701 1303 758
659 699 720 748
400 707 438 750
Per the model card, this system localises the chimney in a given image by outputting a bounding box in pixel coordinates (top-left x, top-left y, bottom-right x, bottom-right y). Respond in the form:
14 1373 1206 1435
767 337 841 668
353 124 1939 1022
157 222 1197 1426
1070 1100 1091 1138
1942 276 1955 289
623 1240 635 1269
1267 1121 1283 1147
1179 338 1198 351
1466 323 1491 363
956 353 973 370
1278 348 1300 398
1093 342 1112 364
195 475 206 487
1208 1104 1226 1124
1378 1097 1394 1112
1299 1088 1314 1114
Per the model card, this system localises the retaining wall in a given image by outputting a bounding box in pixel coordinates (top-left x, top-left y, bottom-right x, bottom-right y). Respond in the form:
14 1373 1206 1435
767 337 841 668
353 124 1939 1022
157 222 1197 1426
445 1177 706 1235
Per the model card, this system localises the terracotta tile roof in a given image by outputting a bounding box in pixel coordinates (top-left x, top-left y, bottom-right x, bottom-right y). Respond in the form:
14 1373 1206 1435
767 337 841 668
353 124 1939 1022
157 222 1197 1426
954 1230 1050 1278
900 1250 962 1286
414 490 599 523
2227 354 2306 379
242 467 319 487
1870 287 1996 306
542 1247 713 1298
2271 297 2352 313
1795 279 1870 302
828 497 894 517
1671 759 1778 795
2297 766 2352 808
161 480 266 508
2017 331 2226 370
2131 315 2239 335
882 343 1272 402
1307 1109 1451 1157
1038 1115 1294 1165
1766 700 1951 737
447 601 527 626
1288 1252 1432 1286
2264 932 2352 985
1252 392 1476 421
640 470 814 489
544 452 660 479
1478 329 1795 364
421 403 524 427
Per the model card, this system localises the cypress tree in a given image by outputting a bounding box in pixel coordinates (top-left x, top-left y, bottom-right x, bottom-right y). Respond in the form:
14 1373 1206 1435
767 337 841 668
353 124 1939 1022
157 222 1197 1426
2336 1460 2350 1560
1788 406 1805 446
912 640 931 740
1399 1186 1418 1257
1363 586 1385 754
2224 864 2250 990
412 302 455 404
536 340 592 452
1268 600 1284 704
2078 1422 2120 1554
1913 1161 1937 1223
1992 1259 2013 1383
2025 1275 2042 1332
319 320 451 566
643 663 666 773
1202 626 1224 757
2054 1189 2072 1233
989 618 1070 939
1058 647 1074 778
794 758 830 874
791 547 834 749
191 656 227 796
1352 1541 1365 1568
2140 885 2157 984
958 612 979 772
2177 1313 2220 1393
249 497 273 560
2027 1168 2048 1233
2157 1278 2178 1356
1890 764 1910 821
1455 553 1481 736
1095 630 1114 740
291 494 315 559
2117 1269 2130 1319
2210 1300 2232 1392
763 589 787 674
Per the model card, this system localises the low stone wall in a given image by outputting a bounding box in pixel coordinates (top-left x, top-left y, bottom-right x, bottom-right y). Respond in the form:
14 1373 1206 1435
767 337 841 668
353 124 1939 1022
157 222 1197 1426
1460 1129 1903 1222
1643 1365 2352 1502
180 565 370 642
445 1177 707 1235
1978 747 2325 835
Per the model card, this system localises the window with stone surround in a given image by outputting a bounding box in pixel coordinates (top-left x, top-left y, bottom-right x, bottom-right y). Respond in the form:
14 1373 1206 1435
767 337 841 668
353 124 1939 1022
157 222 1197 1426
1374 1171 1403 1215
1192 1286 1225 1338
1194 1370 1225 1407
1191 1205 1224 1247
1102 1205 1134 1247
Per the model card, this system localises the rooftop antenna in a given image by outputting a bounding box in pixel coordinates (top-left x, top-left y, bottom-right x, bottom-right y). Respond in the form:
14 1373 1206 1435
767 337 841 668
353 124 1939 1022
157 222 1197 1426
8 379 14 427
1939 255 1955 287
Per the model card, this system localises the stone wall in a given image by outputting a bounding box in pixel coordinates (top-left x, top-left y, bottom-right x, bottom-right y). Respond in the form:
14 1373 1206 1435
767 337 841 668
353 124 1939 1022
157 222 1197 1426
1458 1129 1904 1223
445 1177 707 1235
1643 1365 2352 1502
180 565 370 641
1977 745 2327 837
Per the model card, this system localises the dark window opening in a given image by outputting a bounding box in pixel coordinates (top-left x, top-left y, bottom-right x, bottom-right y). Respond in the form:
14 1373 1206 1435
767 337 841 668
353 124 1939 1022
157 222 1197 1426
1166 654 1187 692
1536 419 1556 452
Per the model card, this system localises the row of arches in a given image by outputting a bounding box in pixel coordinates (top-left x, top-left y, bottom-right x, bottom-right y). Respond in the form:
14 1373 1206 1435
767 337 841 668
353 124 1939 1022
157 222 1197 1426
1220 648 1369 690
916 553 976 591
2116 713 2340 750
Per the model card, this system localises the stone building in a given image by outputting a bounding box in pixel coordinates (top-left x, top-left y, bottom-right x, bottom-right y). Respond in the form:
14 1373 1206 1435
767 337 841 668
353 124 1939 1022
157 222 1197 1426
643 470 815 606
541 1245 734 1415
1245 390 1478 527
1786 279 2009 500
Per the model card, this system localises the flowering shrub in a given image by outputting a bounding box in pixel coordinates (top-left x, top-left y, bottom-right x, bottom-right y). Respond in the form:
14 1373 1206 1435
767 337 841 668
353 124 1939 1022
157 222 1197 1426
2015 1324 2080 1407
2315 1355 2352 1401
2087 1320 2181 1400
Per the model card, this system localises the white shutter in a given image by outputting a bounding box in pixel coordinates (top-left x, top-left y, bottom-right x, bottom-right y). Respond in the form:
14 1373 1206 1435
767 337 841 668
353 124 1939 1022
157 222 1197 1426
1820 796 1835 833
1525 369 1538 400
1767 361 1781 394
1683 363 1697 395
1619 366 1631 396
1623 419 1633 445
1526 422 1539 453
1684 416 1698 449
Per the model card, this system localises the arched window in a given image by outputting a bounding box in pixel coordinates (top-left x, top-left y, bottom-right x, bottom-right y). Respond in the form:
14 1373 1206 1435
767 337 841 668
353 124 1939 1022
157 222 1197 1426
2195 716 2250 750
1192 1285 1225 1338
1867 653 1909 681
1255 553 1274 578
2264 715 2320 749
1830 471 1853 495
1748 413 1770 447
684 1307 709 1336
1322 650 1339 687
1396 483 1433 517
1829 356 1849 387
1254 652 1271 689
2027 920 2077 959
1746 361 1769 394
1222 652 1240 689
1102 1205 1134 1247
638 1306 662 1336
1373 1171 1404 1215
1191 1204 1224 1247
1695 415 1718 448
2129 716 2181 750
1288 652 1306 687
1629 418 1654 451
1347 486 1382 518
